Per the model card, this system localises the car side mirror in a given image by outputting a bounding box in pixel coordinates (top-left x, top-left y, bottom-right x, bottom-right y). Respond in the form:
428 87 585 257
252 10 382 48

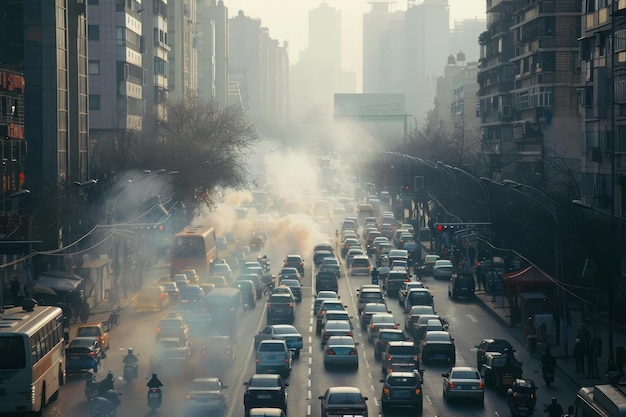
243 382 249 386
363 396 368 401
379 379 385 383
355 342 360 346
318 395 324 400
284 383 289 386
442 373 449 377
223 385 229 389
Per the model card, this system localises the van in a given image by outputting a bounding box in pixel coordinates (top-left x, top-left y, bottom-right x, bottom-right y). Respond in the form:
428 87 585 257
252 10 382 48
357 204 375 223
448 272 475 299
350 255 371 276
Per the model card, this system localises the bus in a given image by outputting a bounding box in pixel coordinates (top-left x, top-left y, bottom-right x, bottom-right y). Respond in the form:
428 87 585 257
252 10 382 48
574 384 626 417
0 303 65 414
171 225 217 278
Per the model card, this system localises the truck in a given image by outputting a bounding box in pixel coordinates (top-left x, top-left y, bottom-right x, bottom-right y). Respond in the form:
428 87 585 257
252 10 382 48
481 352 523 392
574 383 626 417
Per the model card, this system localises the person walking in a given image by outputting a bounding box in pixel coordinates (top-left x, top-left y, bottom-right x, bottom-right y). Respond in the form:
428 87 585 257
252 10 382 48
574 338 585 373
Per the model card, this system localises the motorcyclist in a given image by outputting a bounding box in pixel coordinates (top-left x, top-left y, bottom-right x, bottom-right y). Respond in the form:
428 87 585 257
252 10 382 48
147 373 164 399
545 397 564 417
98 371 115 394
541 348 556 380
261 274 275 294
371 267 379 285
123 348 139 378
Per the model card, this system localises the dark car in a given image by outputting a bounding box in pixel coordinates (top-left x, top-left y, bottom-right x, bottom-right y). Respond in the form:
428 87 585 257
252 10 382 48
283 255 305 275
315 272 339 293
278 279 302 301
385 271 410 297
313 250 334 266
278 267 301 282
448 272 476 299
382 341 420 374
266 293 295 324
243 374 288 416
476 338 515 370
360 303 390 330
180 285 205 304
237 274 263 299
374 329 408 360
418 330 456 365
65 337 104 373
481 352 523 391
319 386 368 417
232 280 256 309
316 300 347 334
380 371 423 413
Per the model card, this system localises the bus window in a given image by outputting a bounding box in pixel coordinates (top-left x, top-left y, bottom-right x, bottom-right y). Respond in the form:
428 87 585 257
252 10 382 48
0 336 25 369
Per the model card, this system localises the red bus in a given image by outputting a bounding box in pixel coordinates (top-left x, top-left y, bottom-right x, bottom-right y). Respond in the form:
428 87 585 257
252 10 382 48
171 226 217 277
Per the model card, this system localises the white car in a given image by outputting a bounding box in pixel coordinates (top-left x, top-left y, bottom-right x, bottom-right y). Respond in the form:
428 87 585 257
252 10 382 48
184 377 228 416
432 260 454 280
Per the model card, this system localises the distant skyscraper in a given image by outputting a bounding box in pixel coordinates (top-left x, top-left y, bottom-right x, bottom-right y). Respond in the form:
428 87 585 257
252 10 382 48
308 2 341 74
198 0 229 107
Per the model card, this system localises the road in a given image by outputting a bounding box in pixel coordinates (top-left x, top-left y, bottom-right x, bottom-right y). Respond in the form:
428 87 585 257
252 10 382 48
40 238 578 417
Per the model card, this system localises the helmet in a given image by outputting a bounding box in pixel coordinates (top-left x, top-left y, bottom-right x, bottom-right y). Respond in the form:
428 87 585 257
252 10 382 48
552 397 557 404
128 348 133 355
152 373 158 379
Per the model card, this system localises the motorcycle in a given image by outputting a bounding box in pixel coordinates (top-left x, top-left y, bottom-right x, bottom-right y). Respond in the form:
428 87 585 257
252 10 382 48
257 256 271 273
261 275 276 295
123 363 138 384
507 379 537 417
89 390 121 417
84 372 98 400
147 387 162 411
542 365 555 386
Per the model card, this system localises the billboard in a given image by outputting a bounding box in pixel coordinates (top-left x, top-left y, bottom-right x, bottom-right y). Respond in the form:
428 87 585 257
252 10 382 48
334 93 406 118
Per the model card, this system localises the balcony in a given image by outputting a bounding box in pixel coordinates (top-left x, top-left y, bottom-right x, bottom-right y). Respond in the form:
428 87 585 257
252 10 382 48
487 0 515 13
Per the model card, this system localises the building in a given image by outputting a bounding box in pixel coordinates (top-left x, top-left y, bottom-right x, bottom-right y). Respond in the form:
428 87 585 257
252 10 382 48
88 0 144 136
0 0 90 249
168 0 198 104
142 0 169 121
579 1 626 216
197 0 229 107
450 18 486 63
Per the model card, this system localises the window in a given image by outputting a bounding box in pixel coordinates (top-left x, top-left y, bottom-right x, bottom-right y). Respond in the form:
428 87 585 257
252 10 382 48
88 25 99 41
88 60 100 75
87 0 99 4
89 95 100 110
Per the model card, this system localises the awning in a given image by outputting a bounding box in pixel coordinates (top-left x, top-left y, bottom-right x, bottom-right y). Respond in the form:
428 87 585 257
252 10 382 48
502 266 553 286
36 271 84 292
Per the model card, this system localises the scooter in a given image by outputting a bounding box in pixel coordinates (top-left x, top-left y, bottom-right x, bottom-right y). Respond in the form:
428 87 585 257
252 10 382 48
542 366 555 386
84 372 97 400
123 363 137 384
147 387 162 411
89 390 121 417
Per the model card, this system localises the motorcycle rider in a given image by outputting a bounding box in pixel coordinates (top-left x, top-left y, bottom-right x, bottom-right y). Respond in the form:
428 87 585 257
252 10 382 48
98 371 115 394
545 397 564 417
123 348 139 378
541 347 556 384
147 373 163 399
371 267 379 285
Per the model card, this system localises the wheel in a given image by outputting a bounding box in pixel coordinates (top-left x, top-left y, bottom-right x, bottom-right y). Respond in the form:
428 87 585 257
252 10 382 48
294 349 300 358
36 385 46 415
354 361 359 370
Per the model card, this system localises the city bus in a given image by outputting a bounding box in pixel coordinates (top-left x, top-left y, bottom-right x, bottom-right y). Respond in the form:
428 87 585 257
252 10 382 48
0 303 65 414
171 225 217 278
573 384 626 417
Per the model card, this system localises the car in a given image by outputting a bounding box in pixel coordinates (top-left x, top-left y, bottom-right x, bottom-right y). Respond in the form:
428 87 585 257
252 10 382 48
248 408 285 417
313 291 339 316
346 248 365 268
184 377 228 416
278 267 301 282
374 329 408 360
271 285 296 300
416 254 441 277
350 255 372 276
360 303 390 329
341 238 361 258
382 341 420 374
199 283 215 295
380 371 423 413
319 386 368 417
216 236 228 251
156 313 189 342
385 271 410 297
283 255 305 275
367 313 398 342
316 300 347 334
278 279 302 301
206 276 228 288
412 314 446 341
238 274 263 299
321 320 353 346
313 250 334 266
243 374 288 416
314 242 334 255
442 367 484 404
319 257 341 278
315 271 339 293
393 229 410 247
180 268 200 285
266 293 296 324
356 288 385 314
65 337 104 373
403 288 434 313
404 305 436 332
253 325 303 357
151 344 191 377
398 281 426 306
75 322 110 351
180 285 205 303
481 352 523 390
475 338 515 370
448 272 476 299
200 335 236 365
323 335 359 369
419 330 456 365
380 223 395 240
161 281 181 301
321 310 353 329
255 340 292 377
174 273 190 288
432 259 454 280
232 280 256 308
210 263 233 281
136 285 169 311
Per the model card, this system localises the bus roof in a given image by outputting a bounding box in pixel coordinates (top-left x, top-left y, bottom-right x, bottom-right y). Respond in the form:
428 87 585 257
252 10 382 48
175 226 215 237
0 305 63 337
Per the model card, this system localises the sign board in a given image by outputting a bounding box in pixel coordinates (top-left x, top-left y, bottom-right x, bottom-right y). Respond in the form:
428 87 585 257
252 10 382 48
334 93 406 118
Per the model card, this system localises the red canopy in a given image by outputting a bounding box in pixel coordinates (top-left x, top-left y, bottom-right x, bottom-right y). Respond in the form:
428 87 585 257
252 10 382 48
502 266 553 286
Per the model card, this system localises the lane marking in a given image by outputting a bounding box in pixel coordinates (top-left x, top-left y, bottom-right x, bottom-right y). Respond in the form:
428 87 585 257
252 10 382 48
307 379 311 387
374 398 379 406
308 346 312 354
370 384 375 391
308 367 311 376
307 390 311 399
308 357 312 365
426 395 433 405
308 336 312 344
466 314 478 323
368 372 372 379
307 404 311 416
309 325 313 333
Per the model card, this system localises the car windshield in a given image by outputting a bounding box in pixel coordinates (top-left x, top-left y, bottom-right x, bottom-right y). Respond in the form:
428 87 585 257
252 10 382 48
162 283 177 291
159 319 183 328
387 376 418 387
328 337 353 346
280 268 299 275
69 339 93 348
373 315 395 324
360 292 382 300
365 305 387 313
389 346 417 355
425 255 440 262
322 302 344 311
410 306 434 315
380 332 405 340
426 333 451 342
281 280 300 287
326 321 350 330
452 370 481 379
326 312 349 320
250 377 281 387
352 258 370 267
193 380 220 391
273 326 297 335
322 259 339 266
259 343 285 351
328 392 363 404
435 260 453 267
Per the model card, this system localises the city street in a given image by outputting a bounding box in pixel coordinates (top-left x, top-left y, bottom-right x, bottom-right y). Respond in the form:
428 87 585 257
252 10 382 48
37 235 580 417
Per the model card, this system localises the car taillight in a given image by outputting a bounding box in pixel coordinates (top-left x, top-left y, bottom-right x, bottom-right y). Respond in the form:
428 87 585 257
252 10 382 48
449 382 455 388
404 279 410 282
158 293 163 299
90 351 96 357
156 327 161 333
284 358 289 363
349 349 357 355
267 303 271 308
320 311 326 316
289 303 293 307
415 388 421 395
185 394 192 399
412 355 419 361
386 355 393 361
370 324 375 329
300 262 304 267
478 382 484 389
383 388 389 395
255 359 260 363
324 334 330 339
326 349 335 355
343 244 348 249
392 325 398 329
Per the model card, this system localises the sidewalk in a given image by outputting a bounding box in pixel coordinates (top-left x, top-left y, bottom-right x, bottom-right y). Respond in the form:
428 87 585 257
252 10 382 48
418 240 626 389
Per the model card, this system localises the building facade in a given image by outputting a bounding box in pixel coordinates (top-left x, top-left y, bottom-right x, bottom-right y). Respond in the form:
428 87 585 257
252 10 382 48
197 0 229 107
168 0 197 104
142 0 169 122
229 10 261 121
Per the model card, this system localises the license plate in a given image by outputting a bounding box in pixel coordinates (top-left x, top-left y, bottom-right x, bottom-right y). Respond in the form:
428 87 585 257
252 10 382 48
257 394 271 399
393 391 410 398
518 407 528 411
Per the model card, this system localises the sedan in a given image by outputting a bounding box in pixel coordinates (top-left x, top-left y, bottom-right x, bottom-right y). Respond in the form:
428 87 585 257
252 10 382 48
278 267 301 282
323 335 359 369
416 254 440 277
319 257 341 278
321 320 353 346
419 331 456 365
380 371 423 413
283 255 305 275
313 291 339 316
65 337 104 373
319 386 368 417
432 259 454 280
184 377 228 416
442 367 484 404
278 279 302 301
341 238 361 258
367 313 398 342
151 346 191 377
253 325 303 357
360 303 390 330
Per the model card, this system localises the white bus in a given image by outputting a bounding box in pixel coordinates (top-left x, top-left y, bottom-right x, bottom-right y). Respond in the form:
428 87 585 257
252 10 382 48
0 303 65 414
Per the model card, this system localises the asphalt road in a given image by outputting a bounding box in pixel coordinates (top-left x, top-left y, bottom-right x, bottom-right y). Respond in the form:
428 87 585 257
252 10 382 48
38 234 579 417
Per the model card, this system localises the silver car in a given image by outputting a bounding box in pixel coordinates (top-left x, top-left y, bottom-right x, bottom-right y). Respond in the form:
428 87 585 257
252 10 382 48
432 260 454 280
442 367 484 403
323 335 359 369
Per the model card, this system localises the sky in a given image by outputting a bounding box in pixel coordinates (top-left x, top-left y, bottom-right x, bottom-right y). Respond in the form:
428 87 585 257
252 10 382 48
224 0 486 76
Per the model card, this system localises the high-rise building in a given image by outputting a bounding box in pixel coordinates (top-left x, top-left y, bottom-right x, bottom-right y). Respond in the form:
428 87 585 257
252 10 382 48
142 0 169 121
88 0 144 136
450 18 486 62
168 0 198 104
197 0 229 107
0 0 89 247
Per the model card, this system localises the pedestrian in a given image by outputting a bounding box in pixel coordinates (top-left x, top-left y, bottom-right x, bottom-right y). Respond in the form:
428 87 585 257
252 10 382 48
371 267 379 285
468 246 476 267
524 317 537 353
10 277 20 306
574 338 585 373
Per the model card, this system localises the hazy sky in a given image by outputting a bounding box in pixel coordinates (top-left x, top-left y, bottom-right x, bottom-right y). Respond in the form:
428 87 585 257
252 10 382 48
224 0 486 76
